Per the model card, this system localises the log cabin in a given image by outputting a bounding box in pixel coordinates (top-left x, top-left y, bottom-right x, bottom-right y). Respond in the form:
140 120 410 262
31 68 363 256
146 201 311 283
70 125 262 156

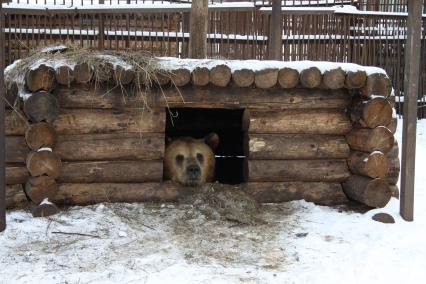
4 52 400 217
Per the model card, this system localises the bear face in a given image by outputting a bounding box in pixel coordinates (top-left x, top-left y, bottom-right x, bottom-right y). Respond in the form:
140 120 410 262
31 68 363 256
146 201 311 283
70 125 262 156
164 133 219 186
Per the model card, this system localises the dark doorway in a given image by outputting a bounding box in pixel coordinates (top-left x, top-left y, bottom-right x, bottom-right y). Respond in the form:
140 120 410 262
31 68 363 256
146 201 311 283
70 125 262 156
165 108 248 184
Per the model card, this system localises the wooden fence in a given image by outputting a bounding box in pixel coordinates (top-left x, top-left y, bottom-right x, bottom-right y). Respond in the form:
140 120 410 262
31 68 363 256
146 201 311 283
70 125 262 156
1 0 426 117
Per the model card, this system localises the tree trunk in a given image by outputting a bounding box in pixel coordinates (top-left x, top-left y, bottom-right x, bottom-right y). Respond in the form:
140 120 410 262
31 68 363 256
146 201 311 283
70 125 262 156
244 182 348 205
345 70 367 89
57 160 163 183
6 166 29 185
6 136 28 163
74 62 93 84
248 134 350 159
53 182 181 205
350 97 392 128
278 67 299 89
53 109 165 134
342 175 391 208
26 64 56 92
232 69 254 87
323 68 345 89
56 133 164 161
26 151 62 179
23 91 60 123
210 65 231 87
346 127 394 153
248 159 350 182
55 65 75 86
300 67 322 88
171 68 191 87
189 0 208 58
191 67 210 86
6 185 27 209
347 151 389 178
254 68 278 89
248 109 352 135
360 73 392 98
25 176 58 204
25 122 57 150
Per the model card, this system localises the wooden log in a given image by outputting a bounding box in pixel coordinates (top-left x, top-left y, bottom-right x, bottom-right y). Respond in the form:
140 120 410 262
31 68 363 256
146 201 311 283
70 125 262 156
277 67 299 89
113 65 135 85
5 109 28 135
387 140 399 159
6 136 28 164
25 122 57 150
232 69 254 87
74 62 93 84
360 73 392 98
53 183 181 205
30 202 59 218
154 71 171 86
386 156 400 185
387 94 396 108
210 65 231 87
56 133 164 161
57 161 163 183
386 117 398 134
350 97 393 128
249 134 350 159
345 70 367 89
26 151 62 179
189 0 208 58
323 68 346 89
389 184 399 199
347 151 389 178
56 85 351 110
191 67 210 86
26 64 56 92
171 68 191 87
6 184 27 209
6 166 29 185
342 175 391 208
94 61 113 82
55 65 75 86
346 127 394 153
248 159 350 182
23 91 59 123
254 68 278 89
300 67 322 88
25 176 58 204
53 109 165 134
244 182 348 205
248 109 352 135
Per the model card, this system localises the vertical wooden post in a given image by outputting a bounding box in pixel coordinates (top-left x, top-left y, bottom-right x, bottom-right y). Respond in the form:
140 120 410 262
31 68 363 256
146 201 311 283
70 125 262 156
269 0 282 60
400 0 423 221
98 0 105 50
0 1 6 232
181 12 190 58
189 0 208 59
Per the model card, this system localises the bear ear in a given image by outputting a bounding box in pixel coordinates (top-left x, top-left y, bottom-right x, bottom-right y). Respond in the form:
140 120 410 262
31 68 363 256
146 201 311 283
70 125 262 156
203 132 219 151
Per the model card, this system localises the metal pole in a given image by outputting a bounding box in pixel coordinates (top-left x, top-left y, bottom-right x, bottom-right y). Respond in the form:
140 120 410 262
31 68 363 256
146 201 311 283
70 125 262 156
400 0 423 221
269 0 282 60
0 0 6 232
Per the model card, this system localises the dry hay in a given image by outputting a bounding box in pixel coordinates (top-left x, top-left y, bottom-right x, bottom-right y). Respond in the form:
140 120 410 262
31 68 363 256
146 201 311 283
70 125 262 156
4 44 183 113
178 183 264 225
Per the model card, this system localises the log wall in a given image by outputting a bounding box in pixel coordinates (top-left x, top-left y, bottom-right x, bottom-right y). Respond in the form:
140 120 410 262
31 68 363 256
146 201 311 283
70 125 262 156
4 58 401 213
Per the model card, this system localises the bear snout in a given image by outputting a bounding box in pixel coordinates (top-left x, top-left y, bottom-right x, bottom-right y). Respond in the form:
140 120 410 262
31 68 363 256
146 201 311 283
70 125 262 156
186 164 201 179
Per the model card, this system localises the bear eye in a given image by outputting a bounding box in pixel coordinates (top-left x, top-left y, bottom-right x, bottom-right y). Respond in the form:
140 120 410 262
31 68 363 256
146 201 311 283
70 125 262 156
175 154 184 164
196 153 204 163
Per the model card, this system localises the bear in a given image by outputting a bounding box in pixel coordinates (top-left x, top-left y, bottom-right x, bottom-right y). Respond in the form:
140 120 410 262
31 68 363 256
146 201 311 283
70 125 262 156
164 133 219 186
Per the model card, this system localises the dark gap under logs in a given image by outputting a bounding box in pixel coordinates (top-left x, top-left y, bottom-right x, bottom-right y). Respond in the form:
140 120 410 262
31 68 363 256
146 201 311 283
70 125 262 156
165 108 248 184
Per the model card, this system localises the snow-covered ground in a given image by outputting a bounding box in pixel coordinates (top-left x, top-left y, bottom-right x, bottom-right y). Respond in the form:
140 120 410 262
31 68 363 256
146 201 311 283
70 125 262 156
1 118 426 284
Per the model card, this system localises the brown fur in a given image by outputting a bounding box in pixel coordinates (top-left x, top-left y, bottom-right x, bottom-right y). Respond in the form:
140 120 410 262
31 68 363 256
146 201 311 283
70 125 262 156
164 133 219 186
